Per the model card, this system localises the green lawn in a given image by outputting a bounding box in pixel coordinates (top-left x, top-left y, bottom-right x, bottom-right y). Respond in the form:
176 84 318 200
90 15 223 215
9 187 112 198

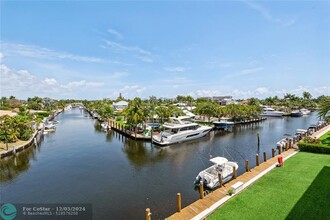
319 131 330 147
208 152 330 220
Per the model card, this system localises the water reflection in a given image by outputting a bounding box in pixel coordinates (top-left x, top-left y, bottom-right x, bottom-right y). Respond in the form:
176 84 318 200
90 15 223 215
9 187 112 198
0 145 36 183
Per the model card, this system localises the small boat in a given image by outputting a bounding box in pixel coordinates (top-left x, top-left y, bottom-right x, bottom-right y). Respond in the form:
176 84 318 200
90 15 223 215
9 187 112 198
291 110 303 117
45 124 56 129
100 122 110 131
300 108 311 115
194 157 238 189
213 118 234 131
276 138 288 149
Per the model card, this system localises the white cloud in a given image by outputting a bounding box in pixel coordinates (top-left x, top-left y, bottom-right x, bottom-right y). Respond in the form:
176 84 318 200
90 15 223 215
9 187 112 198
107 28 123 39
1 42 105 63
112 84 147 99
274 86 330 98
255 87 269 95
164 67 187 72
195 89 219 97
43 78 58 85
62 80 86 89
17 70 35 80
109 72 129 79
240 67 264 75
86 82 104 88
206 61 234 69
0 63 104 98
243 1 296 27
226 67 264 78
0 52 3 62
162 77 194 85
313 86 330 96
103 40 154 62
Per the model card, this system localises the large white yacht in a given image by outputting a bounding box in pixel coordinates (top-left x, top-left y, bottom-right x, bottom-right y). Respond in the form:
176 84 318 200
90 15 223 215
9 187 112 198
152 116 212 146
260 106 284 117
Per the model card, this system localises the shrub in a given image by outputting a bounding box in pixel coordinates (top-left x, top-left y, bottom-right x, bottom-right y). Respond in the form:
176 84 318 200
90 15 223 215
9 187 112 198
302 136 320 144
298 142 330 154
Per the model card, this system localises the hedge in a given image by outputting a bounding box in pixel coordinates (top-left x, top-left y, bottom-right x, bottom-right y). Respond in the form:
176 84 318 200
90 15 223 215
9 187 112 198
297 142 330 154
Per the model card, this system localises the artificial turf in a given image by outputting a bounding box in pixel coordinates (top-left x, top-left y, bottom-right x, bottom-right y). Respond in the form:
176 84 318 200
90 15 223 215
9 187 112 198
318 131 330 147
208 152 330 220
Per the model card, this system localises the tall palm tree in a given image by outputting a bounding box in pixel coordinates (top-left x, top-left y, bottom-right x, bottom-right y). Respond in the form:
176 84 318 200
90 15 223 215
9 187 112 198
318 96 330 120
125 98 146 138
155 106 169 124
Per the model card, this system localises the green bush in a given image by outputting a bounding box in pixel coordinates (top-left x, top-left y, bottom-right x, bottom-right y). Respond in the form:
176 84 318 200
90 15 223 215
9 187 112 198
298 142 330 154
34 112 50 118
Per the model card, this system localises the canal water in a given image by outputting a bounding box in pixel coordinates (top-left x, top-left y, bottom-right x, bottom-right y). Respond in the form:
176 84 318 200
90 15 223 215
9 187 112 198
0 108 319 219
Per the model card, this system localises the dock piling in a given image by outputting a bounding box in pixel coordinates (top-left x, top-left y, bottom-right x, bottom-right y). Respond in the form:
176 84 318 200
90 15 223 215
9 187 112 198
263 152 267 162
199 181 204 199
277 146 282 155
177 193 181 212
256 154 260 166
145 208 151 220
233 166 237 179
272 148 275 157
218 173 222 187
245 160 250 172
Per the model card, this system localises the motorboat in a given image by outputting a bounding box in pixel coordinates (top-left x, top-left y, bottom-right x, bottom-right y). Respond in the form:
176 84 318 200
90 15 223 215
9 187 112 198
45 123 56 129
260 106 284 117
100 122 110 131
300 108 311 115
276 138 288 149
213 117 234 131
194 157 238 189
152 116 212 146
291 110 303 117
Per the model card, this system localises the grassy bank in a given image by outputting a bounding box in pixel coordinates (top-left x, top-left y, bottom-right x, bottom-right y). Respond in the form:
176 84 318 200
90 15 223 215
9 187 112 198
319 131 330 147
208 152 330 220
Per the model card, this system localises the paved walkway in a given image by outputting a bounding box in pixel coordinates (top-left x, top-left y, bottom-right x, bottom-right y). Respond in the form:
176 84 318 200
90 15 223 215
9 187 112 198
166 124 330 220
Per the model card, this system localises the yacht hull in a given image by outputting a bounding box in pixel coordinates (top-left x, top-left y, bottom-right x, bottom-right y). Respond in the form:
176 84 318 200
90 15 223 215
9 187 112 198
152 127 212 146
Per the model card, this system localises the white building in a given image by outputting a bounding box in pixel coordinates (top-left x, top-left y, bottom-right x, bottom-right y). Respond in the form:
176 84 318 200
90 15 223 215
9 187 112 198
113 100 129 111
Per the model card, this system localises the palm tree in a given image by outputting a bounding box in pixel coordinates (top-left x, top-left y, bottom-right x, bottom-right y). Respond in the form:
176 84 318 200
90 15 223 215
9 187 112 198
318 96 330 120
186 95 194 110
155 106 169 124
303 91 312 100
124 98 146 138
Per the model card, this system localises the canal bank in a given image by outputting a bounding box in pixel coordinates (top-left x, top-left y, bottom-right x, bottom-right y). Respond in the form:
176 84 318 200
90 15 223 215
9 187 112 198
0 109 63 159
0 108 322 219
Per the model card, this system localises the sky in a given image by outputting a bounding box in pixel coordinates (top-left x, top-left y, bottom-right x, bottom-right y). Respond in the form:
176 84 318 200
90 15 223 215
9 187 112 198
0 0 329 100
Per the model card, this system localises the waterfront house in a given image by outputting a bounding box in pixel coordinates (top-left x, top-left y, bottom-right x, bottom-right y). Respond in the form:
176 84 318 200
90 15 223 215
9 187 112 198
113 100 129 112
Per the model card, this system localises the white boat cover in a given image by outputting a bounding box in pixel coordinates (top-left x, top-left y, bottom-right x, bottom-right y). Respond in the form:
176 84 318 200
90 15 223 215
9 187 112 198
210 157 228 165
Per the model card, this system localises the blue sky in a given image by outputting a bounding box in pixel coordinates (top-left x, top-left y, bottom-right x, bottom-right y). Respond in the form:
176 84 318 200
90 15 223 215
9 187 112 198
0 1 329 100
